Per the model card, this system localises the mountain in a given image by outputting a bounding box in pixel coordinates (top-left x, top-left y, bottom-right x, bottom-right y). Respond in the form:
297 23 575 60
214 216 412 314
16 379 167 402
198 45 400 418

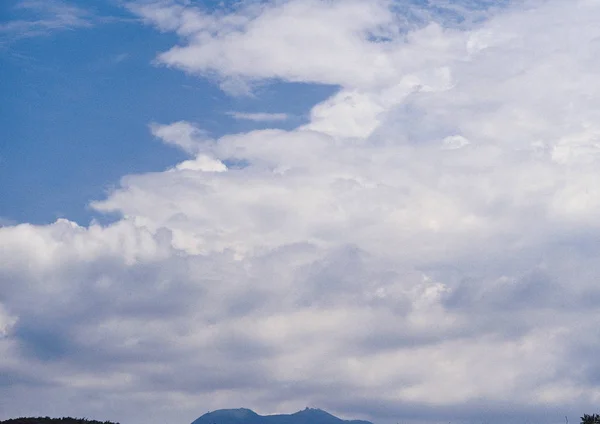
191 408 372 424
191 409 263 424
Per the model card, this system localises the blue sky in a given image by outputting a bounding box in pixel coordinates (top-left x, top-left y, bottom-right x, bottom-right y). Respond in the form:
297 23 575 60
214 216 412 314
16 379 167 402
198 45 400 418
2 1 600 424
1 0 335 224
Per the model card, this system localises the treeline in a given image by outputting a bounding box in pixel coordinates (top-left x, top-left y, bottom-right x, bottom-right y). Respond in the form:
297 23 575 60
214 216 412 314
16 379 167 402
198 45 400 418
0 418 119 424
582 415 600 424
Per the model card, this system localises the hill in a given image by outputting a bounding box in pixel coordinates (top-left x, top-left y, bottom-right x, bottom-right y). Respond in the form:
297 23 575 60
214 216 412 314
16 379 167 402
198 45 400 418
191 408 372 424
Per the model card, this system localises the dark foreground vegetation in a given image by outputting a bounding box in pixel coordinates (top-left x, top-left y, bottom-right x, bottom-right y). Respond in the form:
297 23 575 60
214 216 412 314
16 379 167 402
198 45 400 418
581 415 600 424
0 418 119 424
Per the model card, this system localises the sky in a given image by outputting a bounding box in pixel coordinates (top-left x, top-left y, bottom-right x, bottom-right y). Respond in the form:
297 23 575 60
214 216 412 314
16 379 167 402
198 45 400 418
1 0 600 424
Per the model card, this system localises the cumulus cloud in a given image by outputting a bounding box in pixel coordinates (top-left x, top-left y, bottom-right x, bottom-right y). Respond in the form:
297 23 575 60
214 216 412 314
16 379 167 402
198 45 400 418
3 1 600 424
128 0 397 89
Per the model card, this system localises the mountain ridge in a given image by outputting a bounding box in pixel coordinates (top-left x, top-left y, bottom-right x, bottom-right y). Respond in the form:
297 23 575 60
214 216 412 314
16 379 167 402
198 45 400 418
191 408 372 424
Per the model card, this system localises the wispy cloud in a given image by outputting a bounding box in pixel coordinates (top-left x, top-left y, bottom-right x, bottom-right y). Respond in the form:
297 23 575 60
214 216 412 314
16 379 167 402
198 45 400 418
149 120 212 155
0 216 16 227
1 0 93 42
227 112 290 122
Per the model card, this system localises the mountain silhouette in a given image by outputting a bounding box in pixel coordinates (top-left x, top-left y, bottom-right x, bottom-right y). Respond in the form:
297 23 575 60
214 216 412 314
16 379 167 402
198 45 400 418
191 408 372 424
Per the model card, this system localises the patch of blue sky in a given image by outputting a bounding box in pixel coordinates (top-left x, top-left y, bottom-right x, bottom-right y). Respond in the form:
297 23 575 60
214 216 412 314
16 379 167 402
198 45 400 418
391 0 511 29
0 0 337 226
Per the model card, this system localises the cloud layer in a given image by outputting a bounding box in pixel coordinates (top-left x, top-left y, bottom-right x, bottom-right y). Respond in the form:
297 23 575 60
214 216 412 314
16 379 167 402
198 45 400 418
3 1 600 424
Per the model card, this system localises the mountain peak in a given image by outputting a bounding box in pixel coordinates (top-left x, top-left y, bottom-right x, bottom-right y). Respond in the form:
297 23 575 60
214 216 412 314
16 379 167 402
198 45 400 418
192 408 260 424
293 409 334 417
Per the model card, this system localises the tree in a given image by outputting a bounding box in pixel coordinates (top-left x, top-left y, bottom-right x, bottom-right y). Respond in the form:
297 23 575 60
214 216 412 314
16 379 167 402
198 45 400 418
580 414 600 424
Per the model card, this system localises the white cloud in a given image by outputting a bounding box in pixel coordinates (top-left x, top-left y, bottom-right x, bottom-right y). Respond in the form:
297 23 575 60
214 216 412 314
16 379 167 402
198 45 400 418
4 1 600 424
130 0 399 89
227 112 290 122
150 121 212 155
